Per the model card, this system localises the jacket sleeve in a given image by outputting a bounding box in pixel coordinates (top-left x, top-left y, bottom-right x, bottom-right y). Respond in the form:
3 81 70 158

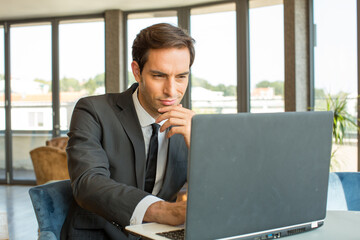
66 97 149 228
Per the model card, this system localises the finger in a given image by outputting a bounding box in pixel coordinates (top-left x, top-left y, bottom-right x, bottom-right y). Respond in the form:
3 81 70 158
158 105 187 113
166 126 187 139
156 108 194 124
156 111 186 123
160 118 187 132
160 120 172 132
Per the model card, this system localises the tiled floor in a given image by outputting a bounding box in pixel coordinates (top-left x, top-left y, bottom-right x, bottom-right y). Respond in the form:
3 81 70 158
0 184 38 240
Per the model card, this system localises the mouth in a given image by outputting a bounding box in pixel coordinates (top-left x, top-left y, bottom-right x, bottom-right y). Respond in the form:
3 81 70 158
159 99 177 106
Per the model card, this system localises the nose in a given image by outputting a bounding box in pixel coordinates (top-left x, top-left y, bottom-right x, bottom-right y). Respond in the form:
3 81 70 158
163 77 176 97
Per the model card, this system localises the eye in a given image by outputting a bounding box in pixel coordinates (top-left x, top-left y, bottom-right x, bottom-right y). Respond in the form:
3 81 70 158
177 75 187 79
153 74 166 79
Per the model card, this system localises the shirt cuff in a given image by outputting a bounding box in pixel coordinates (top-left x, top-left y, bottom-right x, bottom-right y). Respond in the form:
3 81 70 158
129 195 164 225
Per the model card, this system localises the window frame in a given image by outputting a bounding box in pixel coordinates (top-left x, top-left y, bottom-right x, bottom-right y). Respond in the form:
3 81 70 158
1 0 359 184
0 14 104 184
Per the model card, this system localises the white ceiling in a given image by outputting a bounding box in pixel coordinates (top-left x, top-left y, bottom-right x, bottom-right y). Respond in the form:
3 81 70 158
0 0 226 21
0 0 282 21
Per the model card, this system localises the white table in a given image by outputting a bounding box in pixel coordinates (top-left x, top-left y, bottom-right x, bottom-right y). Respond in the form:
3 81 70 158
287 211 360 240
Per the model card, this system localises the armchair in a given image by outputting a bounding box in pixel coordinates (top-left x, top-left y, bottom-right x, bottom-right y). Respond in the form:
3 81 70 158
29 180 73 240
30 146 70 185
327 172 360 211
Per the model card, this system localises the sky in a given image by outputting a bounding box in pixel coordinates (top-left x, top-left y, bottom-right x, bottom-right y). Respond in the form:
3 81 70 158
0 0 358 96
314 0 357 96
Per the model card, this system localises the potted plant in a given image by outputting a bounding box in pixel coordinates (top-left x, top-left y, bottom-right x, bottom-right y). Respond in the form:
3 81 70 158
320 93 359 171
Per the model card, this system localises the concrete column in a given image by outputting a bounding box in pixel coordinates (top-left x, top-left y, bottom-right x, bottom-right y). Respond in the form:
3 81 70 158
105 10 125 93
178 8 192 109
284 0 310 111
236 0 250 113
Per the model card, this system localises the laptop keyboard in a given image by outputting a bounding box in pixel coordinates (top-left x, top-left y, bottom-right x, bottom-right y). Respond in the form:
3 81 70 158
156 229 185 240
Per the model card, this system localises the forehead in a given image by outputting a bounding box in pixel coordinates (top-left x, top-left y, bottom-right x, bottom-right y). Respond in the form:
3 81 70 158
145 47 190 72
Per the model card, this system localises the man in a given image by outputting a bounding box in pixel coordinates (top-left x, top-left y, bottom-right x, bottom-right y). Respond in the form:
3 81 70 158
61 23 195 239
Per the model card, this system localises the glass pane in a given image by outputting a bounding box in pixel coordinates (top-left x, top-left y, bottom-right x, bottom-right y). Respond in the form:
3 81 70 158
10 23 52 180
314 0 357 171
249 2 284 113
59 20 105 133
127 11 178 87
190 3 237 114
0 26 5 180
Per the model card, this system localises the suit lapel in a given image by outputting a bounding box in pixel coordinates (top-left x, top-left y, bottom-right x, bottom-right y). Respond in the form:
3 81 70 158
114 84 147 190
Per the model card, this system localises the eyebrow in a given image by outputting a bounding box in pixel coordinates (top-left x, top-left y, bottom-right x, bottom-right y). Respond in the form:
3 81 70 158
149 70 190 76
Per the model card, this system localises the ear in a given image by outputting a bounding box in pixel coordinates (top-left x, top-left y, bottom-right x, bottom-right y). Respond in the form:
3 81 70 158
131 61 141 83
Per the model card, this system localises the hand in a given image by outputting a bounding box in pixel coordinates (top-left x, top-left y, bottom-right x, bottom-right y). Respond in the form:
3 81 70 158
156 104 195 149
143 201 187 226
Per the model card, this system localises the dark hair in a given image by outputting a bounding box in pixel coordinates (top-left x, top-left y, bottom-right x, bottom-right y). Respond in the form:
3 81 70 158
132 23 195 73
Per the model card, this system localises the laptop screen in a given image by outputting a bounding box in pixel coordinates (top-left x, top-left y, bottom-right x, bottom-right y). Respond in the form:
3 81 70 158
186 112 333 239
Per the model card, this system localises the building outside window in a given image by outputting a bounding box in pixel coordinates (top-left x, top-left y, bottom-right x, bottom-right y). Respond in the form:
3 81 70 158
313 0 357 171
28 112 44 128
10 23 52 180
249 1 284 113
190 3 237 114
59 19 105 133
0 18 105 182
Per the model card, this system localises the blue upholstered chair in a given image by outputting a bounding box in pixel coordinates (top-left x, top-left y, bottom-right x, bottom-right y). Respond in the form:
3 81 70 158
29 180 73 240
327 172 360 211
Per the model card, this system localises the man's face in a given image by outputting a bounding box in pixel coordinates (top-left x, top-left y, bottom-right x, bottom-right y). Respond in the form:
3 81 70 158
132 47 190 119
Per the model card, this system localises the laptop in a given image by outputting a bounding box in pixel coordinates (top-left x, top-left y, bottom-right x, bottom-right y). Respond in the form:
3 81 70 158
126 111 333 240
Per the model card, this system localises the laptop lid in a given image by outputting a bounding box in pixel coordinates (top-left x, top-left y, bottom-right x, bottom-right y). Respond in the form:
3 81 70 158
185 111 333 239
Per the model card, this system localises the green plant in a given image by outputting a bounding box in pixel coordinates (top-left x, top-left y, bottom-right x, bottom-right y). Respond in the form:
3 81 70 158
313 93 359 171
329 148 339 172
325 93 360 144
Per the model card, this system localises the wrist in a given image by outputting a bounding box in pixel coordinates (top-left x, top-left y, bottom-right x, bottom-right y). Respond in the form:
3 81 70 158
143 201 167 223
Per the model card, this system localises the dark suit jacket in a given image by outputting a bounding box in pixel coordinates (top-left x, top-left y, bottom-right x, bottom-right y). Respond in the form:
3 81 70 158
61 84 188 240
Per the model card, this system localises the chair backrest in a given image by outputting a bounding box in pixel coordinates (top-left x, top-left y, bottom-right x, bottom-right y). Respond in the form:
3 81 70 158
327 172 348 210
335 172 360 211
46 137 69 151
30 146 70 185
327 172 360 211
29 180 73 240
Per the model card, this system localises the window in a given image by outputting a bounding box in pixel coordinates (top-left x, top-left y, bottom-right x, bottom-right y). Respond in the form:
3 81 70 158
10 23 52 180
59 19 105 133
127 11 178 87
313 0 357 171
190 3 237 114
28 112 44 128
249 2 284 113
0 16 105 183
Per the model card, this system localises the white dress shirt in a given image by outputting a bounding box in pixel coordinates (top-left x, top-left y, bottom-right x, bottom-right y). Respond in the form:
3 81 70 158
129 88 169 225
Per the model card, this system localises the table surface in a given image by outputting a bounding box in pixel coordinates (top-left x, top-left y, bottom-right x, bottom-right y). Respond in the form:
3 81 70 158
286 211 360 240
0 213 8 240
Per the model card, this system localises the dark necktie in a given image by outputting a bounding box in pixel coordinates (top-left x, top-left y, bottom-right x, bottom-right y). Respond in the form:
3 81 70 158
145 123 160 193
